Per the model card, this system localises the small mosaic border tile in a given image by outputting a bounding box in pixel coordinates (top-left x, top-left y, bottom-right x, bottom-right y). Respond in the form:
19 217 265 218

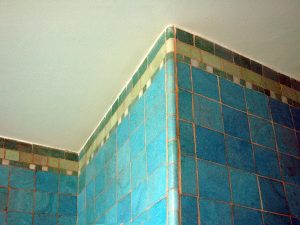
175 27 300 92
0 137 78 175
175 28 300 108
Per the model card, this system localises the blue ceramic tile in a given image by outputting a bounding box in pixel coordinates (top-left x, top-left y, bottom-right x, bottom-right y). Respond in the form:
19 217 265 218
78 210 86 225
200 199 232 225
35 192 58 214
270 99 293 128
263 212 291 225
292 218 300 225
220 77 246 110
77 189 85 213
145 108 166 144
36 171 58 193
95 171 105 196
249 116 275 148
10 167 34 190
178 89 193 121
130 96 145 131
9 189 33 213
58 216 76 225
280 153 300 186
0 187 8 211
195 126 226 164
275 124 299 156
179 120 195 156
147 199 167 225
223 105 250 141
181 156 197 195
34 214 56 225
0 165 8 187
291 107 300 131
147 131 166 174
198 159 230 202
118 140 130 173
60 174 77 195
117 194 131 223
103 131 116 162
132 181 148 218
58 195 77 216
7 212 32 225
0 211 5 225
86 180 95 206
177 62 192 90
226 135 254 172
85 159 96 184
131 150 147 188
86 205 95 224
148 165 166 207
194 95 223 132
192 67 219 100
181 195 198 225
130 124 145 160
286 184 300 218
254 145 281 179
245 88 270 119
230 168 260 208
104 205 117 224
233 206 263 225
259 177 289 214
117 116 130 147
117 166 130 200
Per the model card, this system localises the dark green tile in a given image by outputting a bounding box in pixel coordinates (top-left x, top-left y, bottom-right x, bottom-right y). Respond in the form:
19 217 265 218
148 33 165 65
111 100 119 115
195 36 214 54
213 68 227 78
215 44 233 62
65 152 78 161
262 66 278 82
0 138 4 147
33 145 64 159
240 79 246 86
184 56 191 64
234 53 250 69
10 161 28 169
176 28 194 45
166 26 175 39
176 54 184 62
4 139 32 153
118 88 127 105
250 60 262 75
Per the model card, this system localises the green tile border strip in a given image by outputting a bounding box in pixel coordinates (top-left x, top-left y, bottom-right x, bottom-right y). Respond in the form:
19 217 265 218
175 27 300 92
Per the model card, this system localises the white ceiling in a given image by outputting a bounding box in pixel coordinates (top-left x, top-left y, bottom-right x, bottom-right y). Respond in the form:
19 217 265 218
1 0 299 152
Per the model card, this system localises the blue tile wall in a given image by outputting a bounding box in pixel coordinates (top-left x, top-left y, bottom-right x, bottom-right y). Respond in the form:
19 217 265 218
0 165 78 225
178 63 300 224
77 66 170 224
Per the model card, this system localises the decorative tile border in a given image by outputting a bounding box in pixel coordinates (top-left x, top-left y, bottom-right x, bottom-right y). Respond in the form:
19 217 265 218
0 137 78 175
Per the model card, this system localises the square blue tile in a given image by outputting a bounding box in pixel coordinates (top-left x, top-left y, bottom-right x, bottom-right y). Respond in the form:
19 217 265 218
77 189 85 213
94 171 104 197
132 181 148 218
148 165 166 207
223 105 250 141
10 167 34 190
245 88 270 119
131 151 147 189
292 218 300 225
147 131 166 174
86 180 95 206
286 184 300 218
117 166 130 200
181 156 197 195
177 62 192 90
181 195 198 225
36 171 58 193
220 77 245 110
198 159 230 202
58 195 77 216
263 212 291 225
0 211 5 225
58 216 77 225
34 214 56 225
259 177 289 214
117 140 130 174
145 107 166 144
130 124 145 160
7 212 32 225
179 120 195 156
226 135 254 172
9 189 33 213
280 153 300 186
192 67 219 100
194 95 223 132
249 116 275 148
254 145 281 179
129 95 145 132
147 199 167 225
35 192 58 214
200 199 232 225
230 168 260 208
195 126 226 164
0 165 8 187
291 107 300 131
60 174 77 195
178 89 193 121
275 124 299 156
0 187 8 211
233 206 263 225
117 194 131 223
270 99 293 128
117 116 130 147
